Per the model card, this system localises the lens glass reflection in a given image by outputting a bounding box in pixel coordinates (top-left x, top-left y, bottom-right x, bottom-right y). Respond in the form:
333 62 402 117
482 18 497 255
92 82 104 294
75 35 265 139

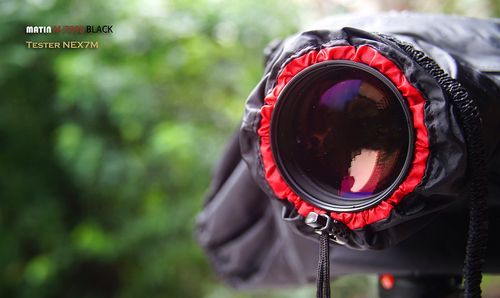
289 73 409 200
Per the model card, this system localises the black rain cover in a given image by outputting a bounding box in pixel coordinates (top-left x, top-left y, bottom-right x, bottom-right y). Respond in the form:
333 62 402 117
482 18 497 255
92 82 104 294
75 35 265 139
196 13 500 288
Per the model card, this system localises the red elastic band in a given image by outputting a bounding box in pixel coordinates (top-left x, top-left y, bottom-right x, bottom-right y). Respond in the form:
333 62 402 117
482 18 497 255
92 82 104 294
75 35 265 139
258 45 429 230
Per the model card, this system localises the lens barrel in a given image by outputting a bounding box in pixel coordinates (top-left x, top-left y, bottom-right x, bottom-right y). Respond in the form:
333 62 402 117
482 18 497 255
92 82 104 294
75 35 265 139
271 61 414 212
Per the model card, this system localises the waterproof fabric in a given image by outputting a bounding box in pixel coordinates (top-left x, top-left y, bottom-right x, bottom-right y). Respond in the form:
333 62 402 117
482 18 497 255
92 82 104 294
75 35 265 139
196 13 500 288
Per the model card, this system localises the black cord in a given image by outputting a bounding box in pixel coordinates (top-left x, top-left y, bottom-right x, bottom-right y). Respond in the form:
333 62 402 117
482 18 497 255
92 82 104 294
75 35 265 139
317 232 331 298
380 34 489 298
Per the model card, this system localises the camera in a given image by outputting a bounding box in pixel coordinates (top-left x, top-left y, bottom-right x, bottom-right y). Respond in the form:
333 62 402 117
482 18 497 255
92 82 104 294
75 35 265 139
197 13 500 298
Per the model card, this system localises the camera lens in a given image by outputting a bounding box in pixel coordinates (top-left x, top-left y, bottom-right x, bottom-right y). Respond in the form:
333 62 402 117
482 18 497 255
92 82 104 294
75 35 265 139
271 61 413 212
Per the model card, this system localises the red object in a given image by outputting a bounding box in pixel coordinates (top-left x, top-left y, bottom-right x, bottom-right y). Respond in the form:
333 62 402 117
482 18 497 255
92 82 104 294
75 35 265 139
258 45 430 230
380 274 396 290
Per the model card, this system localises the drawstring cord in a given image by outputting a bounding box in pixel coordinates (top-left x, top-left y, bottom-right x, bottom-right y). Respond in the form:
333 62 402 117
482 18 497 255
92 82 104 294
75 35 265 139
317 232 331 298
306 212 350 298
381 33 489 298
305 212 336 298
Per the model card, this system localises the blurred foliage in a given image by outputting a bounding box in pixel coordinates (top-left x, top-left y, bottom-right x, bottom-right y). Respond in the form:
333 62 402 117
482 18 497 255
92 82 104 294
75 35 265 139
0 0 498 298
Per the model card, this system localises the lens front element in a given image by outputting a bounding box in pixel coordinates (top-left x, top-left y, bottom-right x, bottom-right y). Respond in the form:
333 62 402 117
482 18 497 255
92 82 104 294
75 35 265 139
271 61 413 212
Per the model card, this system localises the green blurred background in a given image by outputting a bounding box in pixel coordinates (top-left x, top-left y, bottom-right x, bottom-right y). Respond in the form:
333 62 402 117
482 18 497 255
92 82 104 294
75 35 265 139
0 0 499 297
